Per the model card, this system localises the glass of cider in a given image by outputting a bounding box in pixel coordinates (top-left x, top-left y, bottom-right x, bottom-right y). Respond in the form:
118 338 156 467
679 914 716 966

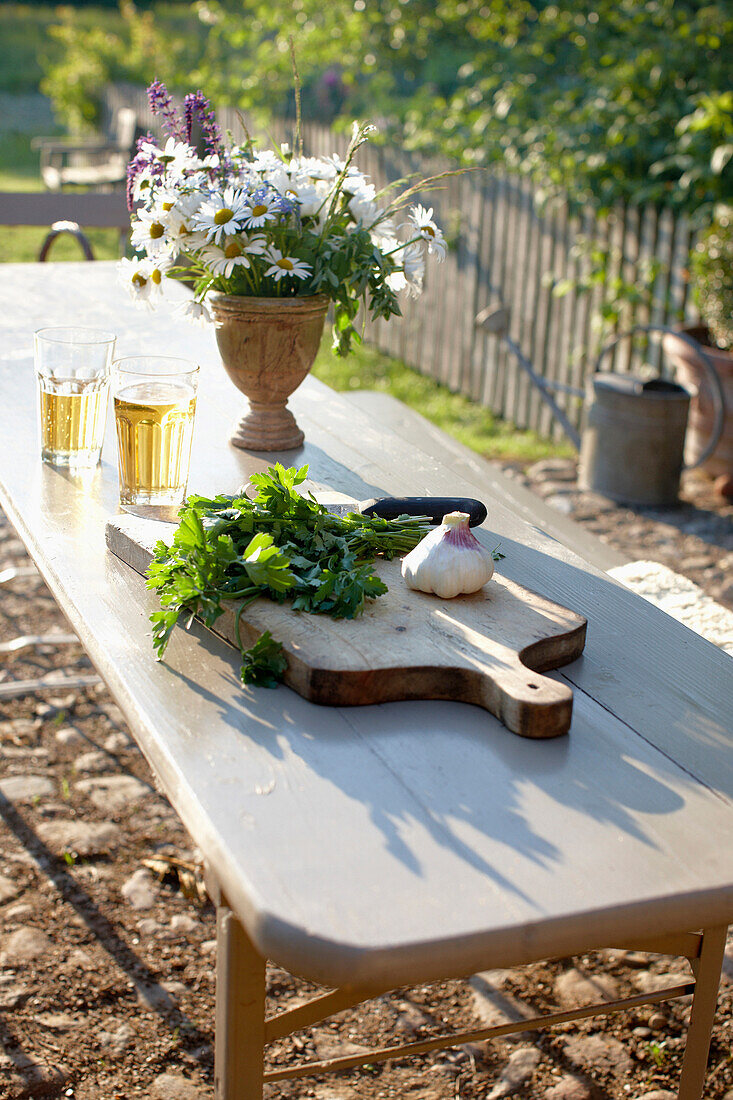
34 327 116 469
112 356 199 507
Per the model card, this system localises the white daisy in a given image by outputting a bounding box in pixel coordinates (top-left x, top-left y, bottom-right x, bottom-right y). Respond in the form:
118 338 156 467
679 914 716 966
263 166 292 196
130 208 173 256
290 155 338 181
402 241 426 296
373 233 401 257
193 187 250 244
251 150 284 174
175 298 212 326
240 191 280 229
118 256 169 307
141 137 198 180
160 190 205 251
386 269 408 295
131 165 159 204
341 172 372 197
285 179 325 219
201 232 267 278
408 204 447 259
263 247 312 282
348 185 378 226
370 219 399 248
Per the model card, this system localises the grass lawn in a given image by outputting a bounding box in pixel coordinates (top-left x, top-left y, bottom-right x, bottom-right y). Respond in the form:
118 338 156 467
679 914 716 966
313 338 571 464
0 165 121 262
0 0 569 467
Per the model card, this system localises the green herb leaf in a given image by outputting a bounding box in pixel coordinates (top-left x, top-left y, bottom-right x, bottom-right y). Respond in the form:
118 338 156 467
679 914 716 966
240 631 288 688
146 463 433 688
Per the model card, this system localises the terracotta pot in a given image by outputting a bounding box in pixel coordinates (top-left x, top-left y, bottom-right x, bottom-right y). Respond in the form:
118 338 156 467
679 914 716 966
662 325 733 478
208 293 329 451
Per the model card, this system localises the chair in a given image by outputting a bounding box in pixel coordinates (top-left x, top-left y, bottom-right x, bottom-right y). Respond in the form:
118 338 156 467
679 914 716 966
32 108 140 192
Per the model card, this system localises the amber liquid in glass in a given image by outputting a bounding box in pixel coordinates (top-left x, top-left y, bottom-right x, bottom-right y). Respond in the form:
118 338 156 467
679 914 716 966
38 380 108 468
114 383 197 505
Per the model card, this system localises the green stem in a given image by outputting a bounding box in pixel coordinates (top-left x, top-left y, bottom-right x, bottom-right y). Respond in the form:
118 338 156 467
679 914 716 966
234 594 260 655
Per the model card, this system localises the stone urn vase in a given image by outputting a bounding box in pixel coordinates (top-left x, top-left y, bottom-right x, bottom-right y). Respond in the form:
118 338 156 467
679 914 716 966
208 293 329 451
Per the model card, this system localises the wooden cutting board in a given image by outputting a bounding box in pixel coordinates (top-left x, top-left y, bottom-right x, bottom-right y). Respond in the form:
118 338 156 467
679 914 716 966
106 514 587 739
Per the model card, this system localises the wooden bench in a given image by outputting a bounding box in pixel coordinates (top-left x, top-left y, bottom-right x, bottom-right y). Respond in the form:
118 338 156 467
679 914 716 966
31 107 140 192
0 191 130 260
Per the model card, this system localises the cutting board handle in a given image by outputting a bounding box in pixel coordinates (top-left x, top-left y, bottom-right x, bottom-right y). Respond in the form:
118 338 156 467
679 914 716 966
481 657 575 739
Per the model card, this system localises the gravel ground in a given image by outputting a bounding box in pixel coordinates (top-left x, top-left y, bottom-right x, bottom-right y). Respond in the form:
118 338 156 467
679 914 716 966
1 479 731 1100
507 460 733 613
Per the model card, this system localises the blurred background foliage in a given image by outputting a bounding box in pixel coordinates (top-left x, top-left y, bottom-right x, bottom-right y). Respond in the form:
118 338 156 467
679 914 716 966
27 0 733 218
3 0 727 457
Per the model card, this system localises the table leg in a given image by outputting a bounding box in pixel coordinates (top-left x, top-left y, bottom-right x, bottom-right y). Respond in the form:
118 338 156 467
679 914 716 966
677 924 728 1100
214 902 266 1100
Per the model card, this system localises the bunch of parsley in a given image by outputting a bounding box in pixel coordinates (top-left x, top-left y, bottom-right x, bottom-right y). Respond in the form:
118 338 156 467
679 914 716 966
146 463 430 687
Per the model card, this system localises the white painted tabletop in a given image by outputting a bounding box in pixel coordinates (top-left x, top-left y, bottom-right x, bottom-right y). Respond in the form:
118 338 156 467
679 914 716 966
1 263 731 989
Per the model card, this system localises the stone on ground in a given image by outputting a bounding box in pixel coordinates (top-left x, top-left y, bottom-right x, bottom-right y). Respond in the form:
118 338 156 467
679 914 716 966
135 982 176 1012
395 998 433 1036
121 868 157 910
0 774 54 801
170 913 198 935
104 730 133 752
0 873 20 903
55 725 86 747
561 1033 633 1076
1 926 52 965
488 1046 541 1098
75 773 150 811
554 967 619 1006
470 970 538 1039
544 1074 592 1100
631 971 685 995
98 1021 135 1057
609 560 733 654
38 819 121 856
151 1072 208 1099
74 749 116 774
138 918 163 937
31 1012 80 1031
64 948 95 972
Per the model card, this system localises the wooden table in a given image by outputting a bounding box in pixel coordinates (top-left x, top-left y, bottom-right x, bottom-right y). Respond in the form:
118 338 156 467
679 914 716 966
1 263 732 1099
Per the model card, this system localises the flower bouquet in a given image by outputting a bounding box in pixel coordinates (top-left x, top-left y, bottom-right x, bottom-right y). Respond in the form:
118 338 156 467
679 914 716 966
121 81 448 449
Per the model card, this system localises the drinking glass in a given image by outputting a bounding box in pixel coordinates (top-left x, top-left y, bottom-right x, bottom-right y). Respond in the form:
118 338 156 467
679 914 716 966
112 356 200 507
34 327 116 469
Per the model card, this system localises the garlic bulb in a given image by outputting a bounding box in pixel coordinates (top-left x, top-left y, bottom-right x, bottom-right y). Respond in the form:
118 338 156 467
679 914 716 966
401 511 494 598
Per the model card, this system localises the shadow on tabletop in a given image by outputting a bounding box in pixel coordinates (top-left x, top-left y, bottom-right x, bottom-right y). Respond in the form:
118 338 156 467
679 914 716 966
113 440 732 892
157 518 729 903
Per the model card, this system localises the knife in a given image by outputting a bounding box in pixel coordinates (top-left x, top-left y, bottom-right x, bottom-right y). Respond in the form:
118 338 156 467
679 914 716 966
316 493 487 527
125 493 487 527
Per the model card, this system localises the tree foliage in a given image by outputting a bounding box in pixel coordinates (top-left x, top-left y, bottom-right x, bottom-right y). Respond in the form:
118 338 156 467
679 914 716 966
40 0 733 215
692 207 733 349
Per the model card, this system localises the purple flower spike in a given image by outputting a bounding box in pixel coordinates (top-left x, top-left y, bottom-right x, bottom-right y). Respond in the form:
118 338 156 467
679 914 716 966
147 80 184 139
183 90 223 157
126 132 163 211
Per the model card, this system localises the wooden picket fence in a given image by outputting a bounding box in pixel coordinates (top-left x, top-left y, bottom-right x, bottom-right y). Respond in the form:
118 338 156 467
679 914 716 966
109 85 698 438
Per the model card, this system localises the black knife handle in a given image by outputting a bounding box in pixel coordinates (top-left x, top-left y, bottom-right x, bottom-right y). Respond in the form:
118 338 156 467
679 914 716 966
362 497 487 526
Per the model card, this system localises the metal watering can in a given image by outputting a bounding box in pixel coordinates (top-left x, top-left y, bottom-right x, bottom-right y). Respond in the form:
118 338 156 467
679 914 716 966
475 310 726 508
578 326 725 506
